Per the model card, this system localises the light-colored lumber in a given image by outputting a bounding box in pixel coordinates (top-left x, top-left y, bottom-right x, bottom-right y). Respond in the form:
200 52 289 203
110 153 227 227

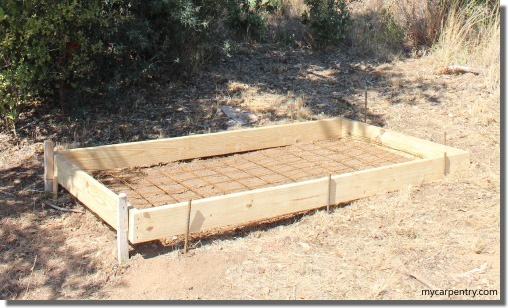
54 154 119 228
44 140 54 191
331 157 443 203
340 118 469 173
117 193 129 264
129 175 329 243
52 163 58 200
52 175 59 200
129 157 444 244
57 118 343 171
52 116 469 246
327 174 332 213
57 117 469 173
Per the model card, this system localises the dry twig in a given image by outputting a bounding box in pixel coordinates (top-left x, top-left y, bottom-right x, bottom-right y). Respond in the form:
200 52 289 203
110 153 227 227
405 272 438 290
23 255 37 299
438 65 483 75
43 201 84 214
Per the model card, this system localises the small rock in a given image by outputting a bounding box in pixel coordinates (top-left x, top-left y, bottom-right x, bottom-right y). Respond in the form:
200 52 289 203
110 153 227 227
299 242 311 250
262 287 270 295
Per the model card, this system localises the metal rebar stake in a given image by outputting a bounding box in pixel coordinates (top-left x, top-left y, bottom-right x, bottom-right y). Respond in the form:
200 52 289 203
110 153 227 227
364 87 368 123
184 200 192 254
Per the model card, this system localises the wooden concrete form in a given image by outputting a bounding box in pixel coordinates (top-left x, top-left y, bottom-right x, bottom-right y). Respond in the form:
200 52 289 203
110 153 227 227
45 117 469 262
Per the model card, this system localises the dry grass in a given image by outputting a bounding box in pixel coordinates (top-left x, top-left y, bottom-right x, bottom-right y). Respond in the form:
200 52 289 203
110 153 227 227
103 54 499 300
347 0 449 59
0 14 500 297
348 0 406 58
391 0 448 48
262 0 309 46
429 1 500 90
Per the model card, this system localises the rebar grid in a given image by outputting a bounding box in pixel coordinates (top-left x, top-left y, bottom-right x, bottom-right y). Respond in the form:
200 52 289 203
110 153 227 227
94 137 415 209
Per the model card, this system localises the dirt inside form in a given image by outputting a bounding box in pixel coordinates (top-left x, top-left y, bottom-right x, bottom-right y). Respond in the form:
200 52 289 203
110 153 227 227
94 137 414 209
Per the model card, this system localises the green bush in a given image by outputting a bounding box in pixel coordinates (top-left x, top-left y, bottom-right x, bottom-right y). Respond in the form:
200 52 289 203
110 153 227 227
0 0 258 133
0 1 106 133
302 0 351 47
227 0 265 41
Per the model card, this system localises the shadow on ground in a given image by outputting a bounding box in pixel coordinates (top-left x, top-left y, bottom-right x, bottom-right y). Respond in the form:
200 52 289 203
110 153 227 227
0 43 454 299
0 156 118 300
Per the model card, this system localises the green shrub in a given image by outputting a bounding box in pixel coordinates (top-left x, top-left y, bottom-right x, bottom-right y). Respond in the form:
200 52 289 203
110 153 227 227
302 0 351 47
227 0 265 41
0 0 255 134
0 1 106 134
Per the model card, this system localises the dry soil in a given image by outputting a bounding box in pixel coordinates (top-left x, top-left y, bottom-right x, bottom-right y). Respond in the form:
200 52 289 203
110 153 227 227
0 43 500 300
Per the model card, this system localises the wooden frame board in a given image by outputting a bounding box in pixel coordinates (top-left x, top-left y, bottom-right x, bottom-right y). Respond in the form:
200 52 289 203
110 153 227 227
44 117 469 262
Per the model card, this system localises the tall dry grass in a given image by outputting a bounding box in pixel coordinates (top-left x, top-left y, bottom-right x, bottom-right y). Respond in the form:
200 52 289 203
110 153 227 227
347 0 446 59
392 0 448 48
347 0 499 79
430 0 500 90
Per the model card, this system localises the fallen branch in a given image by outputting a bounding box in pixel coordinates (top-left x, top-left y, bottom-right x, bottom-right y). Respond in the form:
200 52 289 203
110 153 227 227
44 201 84 214
438 65 483 75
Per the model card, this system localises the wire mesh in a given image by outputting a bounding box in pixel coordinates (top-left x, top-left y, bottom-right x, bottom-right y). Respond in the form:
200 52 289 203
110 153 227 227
94 137 415 209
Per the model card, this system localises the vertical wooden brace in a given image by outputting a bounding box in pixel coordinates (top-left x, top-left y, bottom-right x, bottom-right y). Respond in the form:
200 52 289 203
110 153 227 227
327 174 332 213
117 193 129 264
53 162 59 200
44 140 55 192
443 152 448 176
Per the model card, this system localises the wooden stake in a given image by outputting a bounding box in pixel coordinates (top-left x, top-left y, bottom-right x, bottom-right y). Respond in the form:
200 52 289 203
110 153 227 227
364 87 368 123
327 174 332 213
184 200 192 254
117 193 129 264
443 133 447 176
52 163 58 200
443 152 447 176
43 140 54 192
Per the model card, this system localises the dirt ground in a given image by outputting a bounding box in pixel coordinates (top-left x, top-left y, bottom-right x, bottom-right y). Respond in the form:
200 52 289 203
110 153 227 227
0 43 500 300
